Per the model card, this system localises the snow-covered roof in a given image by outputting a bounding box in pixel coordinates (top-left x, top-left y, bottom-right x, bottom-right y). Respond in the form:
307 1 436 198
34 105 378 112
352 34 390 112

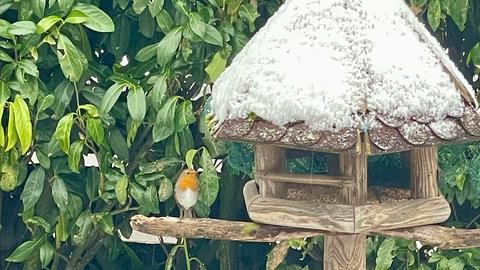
211 0 480 153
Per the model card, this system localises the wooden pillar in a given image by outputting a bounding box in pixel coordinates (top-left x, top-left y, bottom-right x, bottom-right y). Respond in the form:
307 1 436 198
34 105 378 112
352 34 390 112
254 145 286 198
410 146 438 199
324 151 367 270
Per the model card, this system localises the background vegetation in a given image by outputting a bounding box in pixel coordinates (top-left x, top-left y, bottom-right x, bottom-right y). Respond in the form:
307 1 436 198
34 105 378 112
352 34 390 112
0 0 479 269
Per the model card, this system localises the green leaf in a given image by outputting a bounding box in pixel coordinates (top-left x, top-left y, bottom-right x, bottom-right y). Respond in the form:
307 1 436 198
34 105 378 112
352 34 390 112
20 167 45 211
17 59 39 77
173 0 189 15
135 43 158 62
73 3 115 32
109 127 129 161
165 245 181 270
65 10 89 24
467 43 480 66
189 13 206 39
144 183 160 214
375 238 398 270
127 87 146 122
8 21 36 35
133 0 149 14
148 75 167 110
427 0 441 31
456 172 466 190
0 48 13 62
68 140 83 173
156 10 174 33
444 0 469 31
448 257 466 270
96 213 114 235
239 3 259 32
5 102 17 151
53 112 75 153
0 103 5 147
198 148 219 207
149 0 164 17
36 15 62 34
6 236 45 262
12 96 32 154
56 34 87 82
185 149 198 170
25 216 51 233
38 94 55 113
39 241 54 269
175 100 196 131
52 176 69 211
85 168 99 201
86 117 104 145
153 96 179 142
78 104 99 117
127 119 140 147
204 24 223 46
139 9 156 38
52 80 74 119
56 213 69 241
100 83 124 115
205 52 227 82
32 0 46 18
73 210 93 246
58 0 75 12
158 177 173 202
157 27 183 67
0 81 10 103
115 175 128 205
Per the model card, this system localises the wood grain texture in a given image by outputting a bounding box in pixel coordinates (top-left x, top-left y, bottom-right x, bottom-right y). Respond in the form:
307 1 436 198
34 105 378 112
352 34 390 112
354 196 451 232
130 215 323 242
324 234 366 269
410 146 439 199
339 151 367 205
256 171 353 187
248 196 355 232
130 215 480 249
255 145 286 197
374 225 480 249
243 180 261 208
325 150 367 270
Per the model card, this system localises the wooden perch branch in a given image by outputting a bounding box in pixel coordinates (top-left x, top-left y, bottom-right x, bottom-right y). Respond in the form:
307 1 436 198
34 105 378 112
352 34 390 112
374 226 480 250
131 215 324 242
131 215 480 249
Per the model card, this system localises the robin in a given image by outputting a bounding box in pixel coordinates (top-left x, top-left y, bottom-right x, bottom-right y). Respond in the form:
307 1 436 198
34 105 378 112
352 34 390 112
174 169 199 219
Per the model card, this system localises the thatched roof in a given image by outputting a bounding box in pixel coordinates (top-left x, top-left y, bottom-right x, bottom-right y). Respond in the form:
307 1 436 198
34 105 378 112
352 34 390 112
211 0 479 153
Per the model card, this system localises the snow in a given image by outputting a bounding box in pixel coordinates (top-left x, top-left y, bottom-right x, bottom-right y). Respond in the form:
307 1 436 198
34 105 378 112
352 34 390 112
211 0 475 131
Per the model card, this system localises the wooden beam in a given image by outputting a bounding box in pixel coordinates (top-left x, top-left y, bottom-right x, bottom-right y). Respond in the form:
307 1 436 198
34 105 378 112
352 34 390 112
373 225 480 249
354 197 451 232
130 215 480 249
130 215 324 242
324 234 366 269
248 196 355 233
255 145 286 197
256 171 353 187
410 146 439 199
324 150 368 269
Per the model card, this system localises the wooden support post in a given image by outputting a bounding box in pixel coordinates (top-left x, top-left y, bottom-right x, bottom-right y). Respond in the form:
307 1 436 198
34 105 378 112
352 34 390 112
325 151 367 270
255 145 286 198
410 146 439 199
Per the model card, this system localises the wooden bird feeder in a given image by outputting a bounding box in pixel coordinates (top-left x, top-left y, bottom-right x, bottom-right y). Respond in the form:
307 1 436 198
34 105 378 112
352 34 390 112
130 0 480 269
209 0 480 268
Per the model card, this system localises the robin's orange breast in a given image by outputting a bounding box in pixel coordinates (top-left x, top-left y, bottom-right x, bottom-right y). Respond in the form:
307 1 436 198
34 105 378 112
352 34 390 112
177 174 199 191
